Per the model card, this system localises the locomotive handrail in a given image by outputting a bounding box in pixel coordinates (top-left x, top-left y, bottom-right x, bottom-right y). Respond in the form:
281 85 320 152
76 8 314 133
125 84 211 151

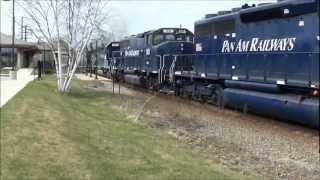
169 56 177 83
161 54 172 84
155 55 162 84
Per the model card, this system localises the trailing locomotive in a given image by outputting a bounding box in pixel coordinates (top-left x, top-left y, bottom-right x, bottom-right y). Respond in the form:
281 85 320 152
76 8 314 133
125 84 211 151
115 28 194 89
107 0 319 128
174 0 319 128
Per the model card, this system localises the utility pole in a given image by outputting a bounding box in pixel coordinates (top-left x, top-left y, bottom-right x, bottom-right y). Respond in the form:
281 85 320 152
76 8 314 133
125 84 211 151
90 42 93 77
21 16 23 40
12 0 15 70
95 40 98 80
24 25 27 41
85 46 89 75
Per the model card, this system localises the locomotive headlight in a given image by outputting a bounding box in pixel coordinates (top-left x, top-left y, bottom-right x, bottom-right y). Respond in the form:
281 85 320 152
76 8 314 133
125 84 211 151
163 29 174 33
112 43 119 47
283 9 290 15
146 49 151 55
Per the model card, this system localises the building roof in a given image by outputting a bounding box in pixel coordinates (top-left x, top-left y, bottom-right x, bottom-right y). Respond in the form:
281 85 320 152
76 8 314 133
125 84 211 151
0 33 37 49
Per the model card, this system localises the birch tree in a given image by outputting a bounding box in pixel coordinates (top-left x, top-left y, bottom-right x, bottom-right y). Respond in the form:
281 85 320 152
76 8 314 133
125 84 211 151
18 0 111 93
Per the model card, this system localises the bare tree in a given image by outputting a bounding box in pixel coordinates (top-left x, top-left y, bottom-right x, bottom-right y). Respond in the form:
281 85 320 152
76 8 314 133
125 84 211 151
18 0 111 93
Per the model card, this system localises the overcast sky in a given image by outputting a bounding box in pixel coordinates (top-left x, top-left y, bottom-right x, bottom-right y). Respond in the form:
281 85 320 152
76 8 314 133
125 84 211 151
1 0 276 40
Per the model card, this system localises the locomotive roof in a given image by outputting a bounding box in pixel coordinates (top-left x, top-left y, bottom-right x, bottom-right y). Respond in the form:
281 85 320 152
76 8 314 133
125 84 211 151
195 0 317 26
123 28 194 40
145 28 193 34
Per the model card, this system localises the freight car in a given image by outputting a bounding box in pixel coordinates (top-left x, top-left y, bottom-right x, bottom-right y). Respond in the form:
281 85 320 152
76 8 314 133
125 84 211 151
174 0 319 128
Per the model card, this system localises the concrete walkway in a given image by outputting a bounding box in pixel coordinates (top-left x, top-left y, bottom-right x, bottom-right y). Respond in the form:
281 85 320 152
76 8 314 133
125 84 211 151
0 68 36 107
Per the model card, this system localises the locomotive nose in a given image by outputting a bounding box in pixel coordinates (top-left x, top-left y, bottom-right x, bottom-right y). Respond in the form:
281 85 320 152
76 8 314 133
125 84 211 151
178 41 194 54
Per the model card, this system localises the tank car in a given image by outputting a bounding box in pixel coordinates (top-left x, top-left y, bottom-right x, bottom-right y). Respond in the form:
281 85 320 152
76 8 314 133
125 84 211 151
174 0 319 128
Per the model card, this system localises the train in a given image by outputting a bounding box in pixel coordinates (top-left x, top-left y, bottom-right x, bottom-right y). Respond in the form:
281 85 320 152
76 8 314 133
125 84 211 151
101 0 319 128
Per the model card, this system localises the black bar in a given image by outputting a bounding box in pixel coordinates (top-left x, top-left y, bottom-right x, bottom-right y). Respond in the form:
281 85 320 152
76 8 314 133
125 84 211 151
284 54 288 84
246 54 249 80
95 40 98 79
24 25 27 41
263 54 267 82
308 53 312 87
11 0 15 70
21 16 23 40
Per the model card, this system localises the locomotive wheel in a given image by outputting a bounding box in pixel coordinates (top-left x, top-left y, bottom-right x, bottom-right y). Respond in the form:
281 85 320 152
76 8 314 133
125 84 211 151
147 78 154 90
147 76 158 91
210 85 224 107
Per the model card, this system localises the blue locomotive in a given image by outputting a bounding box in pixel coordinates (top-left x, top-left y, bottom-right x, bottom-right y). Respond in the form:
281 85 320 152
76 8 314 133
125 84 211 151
174 0 319 128
115 28 194 89
108 0 319 128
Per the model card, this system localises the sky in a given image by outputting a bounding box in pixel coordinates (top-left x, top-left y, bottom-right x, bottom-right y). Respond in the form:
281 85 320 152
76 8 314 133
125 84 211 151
0 0 276 41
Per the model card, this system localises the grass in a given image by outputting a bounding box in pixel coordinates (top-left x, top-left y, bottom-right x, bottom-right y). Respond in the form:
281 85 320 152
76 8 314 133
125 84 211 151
0 76 255 180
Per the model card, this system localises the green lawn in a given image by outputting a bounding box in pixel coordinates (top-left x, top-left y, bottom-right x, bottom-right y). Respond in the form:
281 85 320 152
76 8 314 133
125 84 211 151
1 76 254 180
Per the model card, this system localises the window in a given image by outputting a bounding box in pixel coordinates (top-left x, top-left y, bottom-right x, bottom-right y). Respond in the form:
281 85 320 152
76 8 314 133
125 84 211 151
211 19 235 35
120 40 129 48
195 19 235 36
147 35 153 45
165 34 175 40
176 35 183 41
186 36 193 42
195 23 211 36
240 7 284 23
153 34 164 45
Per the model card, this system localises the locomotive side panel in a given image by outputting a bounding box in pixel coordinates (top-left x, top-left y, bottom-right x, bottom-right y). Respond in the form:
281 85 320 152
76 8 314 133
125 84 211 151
194 0 319 90
186 0 319 128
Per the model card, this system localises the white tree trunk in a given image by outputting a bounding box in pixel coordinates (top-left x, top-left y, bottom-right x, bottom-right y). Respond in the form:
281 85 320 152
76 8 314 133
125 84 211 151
19 0 112 94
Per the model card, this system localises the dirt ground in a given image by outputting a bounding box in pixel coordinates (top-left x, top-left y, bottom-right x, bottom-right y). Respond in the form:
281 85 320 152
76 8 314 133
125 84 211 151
84 77 320 180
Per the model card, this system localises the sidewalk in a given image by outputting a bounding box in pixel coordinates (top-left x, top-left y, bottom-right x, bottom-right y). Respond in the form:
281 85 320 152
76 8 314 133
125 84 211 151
0 68 36 107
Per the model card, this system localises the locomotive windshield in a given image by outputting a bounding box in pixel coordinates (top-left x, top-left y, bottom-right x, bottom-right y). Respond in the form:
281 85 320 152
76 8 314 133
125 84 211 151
147 28 194 45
